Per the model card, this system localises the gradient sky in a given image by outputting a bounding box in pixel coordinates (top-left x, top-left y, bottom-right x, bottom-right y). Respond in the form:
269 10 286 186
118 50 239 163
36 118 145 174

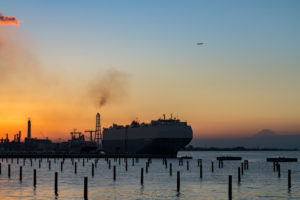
0 0 299 140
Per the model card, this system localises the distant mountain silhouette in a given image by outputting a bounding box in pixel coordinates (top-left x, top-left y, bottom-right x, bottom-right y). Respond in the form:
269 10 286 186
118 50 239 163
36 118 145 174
253 129 277 137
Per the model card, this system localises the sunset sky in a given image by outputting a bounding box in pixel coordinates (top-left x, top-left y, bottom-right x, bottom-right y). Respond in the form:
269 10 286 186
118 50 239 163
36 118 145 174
0 0 299 140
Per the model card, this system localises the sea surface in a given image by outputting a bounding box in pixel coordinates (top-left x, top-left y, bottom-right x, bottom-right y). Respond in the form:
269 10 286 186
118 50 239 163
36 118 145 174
0 151 299 200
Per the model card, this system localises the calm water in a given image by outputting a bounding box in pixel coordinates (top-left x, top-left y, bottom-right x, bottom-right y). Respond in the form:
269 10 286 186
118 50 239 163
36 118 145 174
0 151 299 200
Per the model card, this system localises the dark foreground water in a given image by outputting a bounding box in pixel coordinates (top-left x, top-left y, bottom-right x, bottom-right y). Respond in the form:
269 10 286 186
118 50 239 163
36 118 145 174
0 151 299 199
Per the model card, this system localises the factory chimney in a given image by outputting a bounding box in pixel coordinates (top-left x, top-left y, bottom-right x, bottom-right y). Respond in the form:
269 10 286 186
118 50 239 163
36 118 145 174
27 119 31 140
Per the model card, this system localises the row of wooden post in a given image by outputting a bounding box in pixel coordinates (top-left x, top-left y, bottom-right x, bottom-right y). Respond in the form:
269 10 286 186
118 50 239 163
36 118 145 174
0 158 293 199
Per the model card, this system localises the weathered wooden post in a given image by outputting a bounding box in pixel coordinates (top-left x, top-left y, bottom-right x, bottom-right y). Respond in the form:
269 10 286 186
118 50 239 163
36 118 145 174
238 167 241 183
141 168 144 185
278 164 280 178
200 164 203 178
33 169 37 187
211 162 214 173
92 163 94 177
75 162 77 174
228 175 232 200
125 160 128 171
49 160 51 170
288 170 291 189
20 166 22 181
113 165 116 181
8 164 11 178
241 163 244 175
170 163 172 176
187 161 189 170
61 161 63 171
146 162 148 173
84 177 88 200
55 172 58 195
177 171 180 192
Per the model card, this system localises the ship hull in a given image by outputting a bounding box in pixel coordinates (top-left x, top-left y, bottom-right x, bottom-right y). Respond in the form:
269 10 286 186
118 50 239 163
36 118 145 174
102 125 193 156
103 137 191 155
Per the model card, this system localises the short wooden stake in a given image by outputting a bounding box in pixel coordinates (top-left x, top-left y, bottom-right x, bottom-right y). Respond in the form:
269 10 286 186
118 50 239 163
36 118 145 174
33 169 37 187
288 170 291 188
20 166 22 181
177 171 180 192
113 165 116 181
200 164 203 178
84 177 88 200
8 164 10 178
141 168 144 185
92 163 94 177
54 172 58 195
238 167 241 183
228 175 232 200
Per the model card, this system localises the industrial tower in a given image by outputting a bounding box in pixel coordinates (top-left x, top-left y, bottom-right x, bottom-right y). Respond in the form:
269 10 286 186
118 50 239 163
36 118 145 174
95 113 102 147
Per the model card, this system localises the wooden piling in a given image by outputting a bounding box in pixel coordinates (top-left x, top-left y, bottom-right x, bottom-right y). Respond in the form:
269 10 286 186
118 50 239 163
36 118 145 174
20 166 22 181
61 162 63 171
288 170 291 188
33 169 36 187
241 163 244 175
200 164 203 178
170 163 172 176
278 164 280 178
113 165 116 181
92 163 94 177
177 171 180 192
49 160 51 170
187 161 189 171
84 177 88 200
125 160 128 171
8 164 10 178
75 162 77 174
54 172 58 195
238 167 241 183
228 175 232 200
141 168 144 185
211 162 214 173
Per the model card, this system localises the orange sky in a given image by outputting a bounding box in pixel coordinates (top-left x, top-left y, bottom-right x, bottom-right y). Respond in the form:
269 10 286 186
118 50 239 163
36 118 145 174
0 2 300 141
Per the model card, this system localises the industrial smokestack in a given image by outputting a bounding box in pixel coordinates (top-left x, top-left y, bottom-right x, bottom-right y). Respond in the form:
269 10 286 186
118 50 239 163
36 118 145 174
27 119 31 139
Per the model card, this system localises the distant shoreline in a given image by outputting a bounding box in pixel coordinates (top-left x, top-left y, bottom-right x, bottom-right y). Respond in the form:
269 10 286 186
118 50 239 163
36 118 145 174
182 147 299 151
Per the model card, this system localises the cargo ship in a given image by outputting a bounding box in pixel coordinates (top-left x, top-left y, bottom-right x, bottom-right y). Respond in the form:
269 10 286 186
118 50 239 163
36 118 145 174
102 115 193 156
